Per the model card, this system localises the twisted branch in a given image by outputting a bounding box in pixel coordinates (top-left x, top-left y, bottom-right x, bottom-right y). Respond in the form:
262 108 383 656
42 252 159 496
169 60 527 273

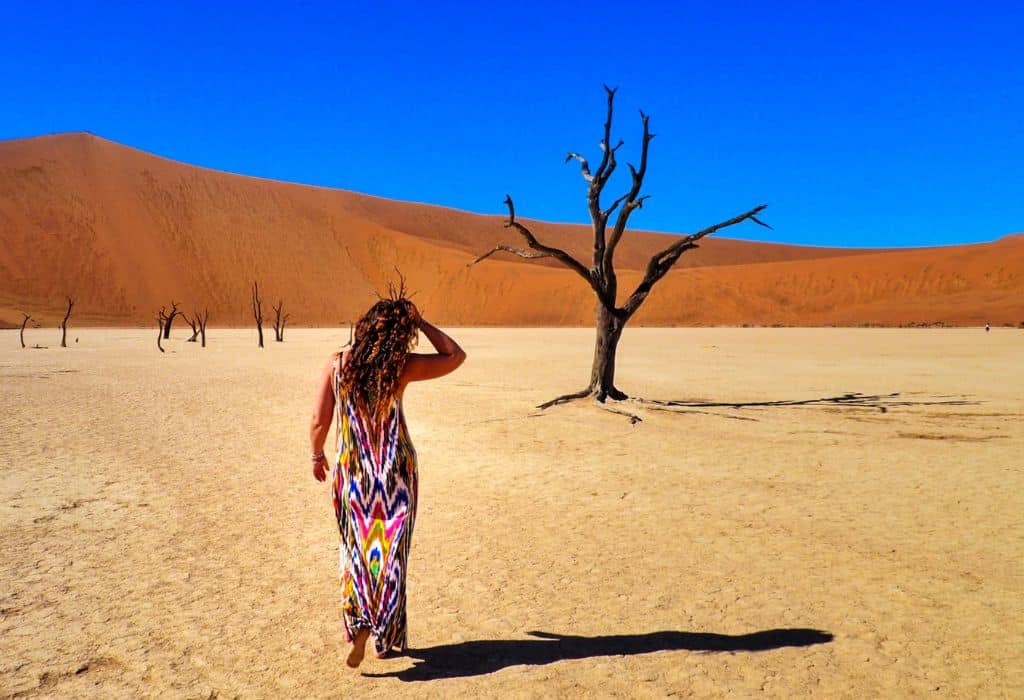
605 110 655 265
621 205 771 317
537 387 592 409
19 312 31 349
593 85 620 184
582 85 623 266
565 152 593 182
475 195 605 298
155 311 165 353
471 245 551 266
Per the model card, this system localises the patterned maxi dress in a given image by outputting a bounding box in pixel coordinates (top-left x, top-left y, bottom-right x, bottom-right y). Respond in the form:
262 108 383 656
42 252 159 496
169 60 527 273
330 366 418 655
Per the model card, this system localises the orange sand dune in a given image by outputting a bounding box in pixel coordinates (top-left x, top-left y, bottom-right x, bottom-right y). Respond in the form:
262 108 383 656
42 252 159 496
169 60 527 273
0 132 1021 327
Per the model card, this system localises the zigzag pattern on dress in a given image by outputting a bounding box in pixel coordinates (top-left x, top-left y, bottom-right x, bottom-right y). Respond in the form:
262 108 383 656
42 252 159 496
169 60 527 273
331 368 418 656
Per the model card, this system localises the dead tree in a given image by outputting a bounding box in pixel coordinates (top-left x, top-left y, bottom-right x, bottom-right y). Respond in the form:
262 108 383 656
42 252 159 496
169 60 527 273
272 300 289 342
195 308 210 347
252 282 264 348
20 313 31 349
472 86 769 407
156 311 166 353
162 301 181 339
60 297 74 348
183 312 201 342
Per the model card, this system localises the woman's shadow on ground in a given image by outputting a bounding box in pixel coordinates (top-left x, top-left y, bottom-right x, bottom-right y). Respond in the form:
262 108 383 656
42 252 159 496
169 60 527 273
364 628 834 681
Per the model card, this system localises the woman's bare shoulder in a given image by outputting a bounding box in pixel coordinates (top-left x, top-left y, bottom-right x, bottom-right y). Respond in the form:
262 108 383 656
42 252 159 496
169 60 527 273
324 351 345 373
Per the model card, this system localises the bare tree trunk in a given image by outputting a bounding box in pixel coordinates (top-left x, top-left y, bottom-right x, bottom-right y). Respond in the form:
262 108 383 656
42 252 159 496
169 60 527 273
60 297 74 348
589 304 627 401
162 301 180 339
20 313 31 349
156 312 165 353
252 282 264 348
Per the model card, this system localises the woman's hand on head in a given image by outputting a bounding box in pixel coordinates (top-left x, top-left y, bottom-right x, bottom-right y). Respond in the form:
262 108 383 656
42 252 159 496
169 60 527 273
408 303 423 328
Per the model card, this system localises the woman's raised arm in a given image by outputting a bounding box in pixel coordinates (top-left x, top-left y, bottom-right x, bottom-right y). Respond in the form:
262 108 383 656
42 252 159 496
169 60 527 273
401 313 465 387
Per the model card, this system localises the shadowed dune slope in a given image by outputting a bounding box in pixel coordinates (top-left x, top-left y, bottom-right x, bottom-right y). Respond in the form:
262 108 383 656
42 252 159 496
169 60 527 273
1 133 1021 327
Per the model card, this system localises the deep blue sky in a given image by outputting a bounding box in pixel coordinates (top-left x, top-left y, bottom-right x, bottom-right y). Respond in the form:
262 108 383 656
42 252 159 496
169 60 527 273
2 1 1021 247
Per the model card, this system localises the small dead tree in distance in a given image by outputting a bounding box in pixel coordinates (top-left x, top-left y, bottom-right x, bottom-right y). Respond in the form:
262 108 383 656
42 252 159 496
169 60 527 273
252 282 264 348
183 312 200 342
162 301 181 339
156 310 166 353
272 300 289 342
472 86 770 407
19 312 31 349
195 308 210 347
60 297 74 348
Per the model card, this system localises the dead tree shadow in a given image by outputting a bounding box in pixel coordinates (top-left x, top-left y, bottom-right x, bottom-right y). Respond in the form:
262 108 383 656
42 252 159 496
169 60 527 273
602 392 979 423
637 392 975 412
363 628 834 682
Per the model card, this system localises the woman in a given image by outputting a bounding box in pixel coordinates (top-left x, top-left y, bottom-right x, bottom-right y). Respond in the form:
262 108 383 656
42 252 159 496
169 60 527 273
309 294 465 668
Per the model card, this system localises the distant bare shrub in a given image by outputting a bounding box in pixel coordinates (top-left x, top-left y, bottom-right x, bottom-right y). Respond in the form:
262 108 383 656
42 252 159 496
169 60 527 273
162 301 181 339
60 297 74 348
155 310 165 353
273 300 289 342
197 308 210 347
252 282 264 348
19 312 31 348
183 312 200 342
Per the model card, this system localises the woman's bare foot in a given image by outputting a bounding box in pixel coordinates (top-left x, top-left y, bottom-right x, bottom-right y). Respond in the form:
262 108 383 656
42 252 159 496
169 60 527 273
346 629 371 668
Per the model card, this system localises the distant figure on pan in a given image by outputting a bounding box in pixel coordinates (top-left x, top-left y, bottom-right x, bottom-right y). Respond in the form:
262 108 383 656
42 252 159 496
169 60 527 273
985 322 991 333
308 287 465 668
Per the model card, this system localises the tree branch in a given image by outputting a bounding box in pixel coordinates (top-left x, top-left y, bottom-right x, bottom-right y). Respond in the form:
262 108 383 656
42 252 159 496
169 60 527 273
603 192 630 220
565 152 593 182
621 205 769 317
537 387 592 409
476 195 606 298
605 110 654 265
469 245 551 266
592 85 618 183
586 87 624 269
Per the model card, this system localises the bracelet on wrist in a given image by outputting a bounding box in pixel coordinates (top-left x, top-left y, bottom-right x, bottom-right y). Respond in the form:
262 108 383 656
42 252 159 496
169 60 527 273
311 451 326 462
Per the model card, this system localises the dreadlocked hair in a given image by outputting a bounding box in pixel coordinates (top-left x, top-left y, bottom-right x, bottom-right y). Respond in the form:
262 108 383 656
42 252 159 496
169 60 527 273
341 281 418 418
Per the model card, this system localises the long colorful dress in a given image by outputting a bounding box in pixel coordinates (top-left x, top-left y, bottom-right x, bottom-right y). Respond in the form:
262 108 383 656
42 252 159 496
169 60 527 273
330 367 418 655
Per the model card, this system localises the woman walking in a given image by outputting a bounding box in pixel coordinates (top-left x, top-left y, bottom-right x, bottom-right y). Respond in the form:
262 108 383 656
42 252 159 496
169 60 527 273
309 293 465 668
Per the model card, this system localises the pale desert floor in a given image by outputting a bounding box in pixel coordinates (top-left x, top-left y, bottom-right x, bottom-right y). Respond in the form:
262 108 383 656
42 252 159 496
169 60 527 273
1 327 1022 698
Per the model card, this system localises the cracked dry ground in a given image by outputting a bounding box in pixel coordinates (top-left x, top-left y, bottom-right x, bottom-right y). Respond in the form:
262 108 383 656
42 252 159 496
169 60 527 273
2 328 1022 698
